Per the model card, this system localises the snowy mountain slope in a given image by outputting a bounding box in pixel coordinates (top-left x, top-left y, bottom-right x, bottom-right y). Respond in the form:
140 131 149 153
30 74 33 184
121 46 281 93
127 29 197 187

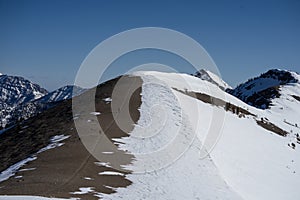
0 74 48 105
37 85 85 103
0 70 299 200
0 74 85 129
227 69 298 109
100 71 300 200
194 69 232 90
100 73 242 200
0 74 48 128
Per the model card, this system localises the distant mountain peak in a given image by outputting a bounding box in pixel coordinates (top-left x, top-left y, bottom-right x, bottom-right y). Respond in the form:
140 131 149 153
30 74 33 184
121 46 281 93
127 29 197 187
193 69 232 90
37 85 85 103
227 69 299 109
0 74 48 106
0 74 84 129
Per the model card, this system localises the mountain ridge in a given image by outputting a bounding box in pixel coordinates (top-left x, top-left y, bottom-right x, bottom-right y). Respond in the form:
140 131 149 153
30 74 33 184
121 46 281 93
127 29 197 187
227 69 299 109
0 74 84 129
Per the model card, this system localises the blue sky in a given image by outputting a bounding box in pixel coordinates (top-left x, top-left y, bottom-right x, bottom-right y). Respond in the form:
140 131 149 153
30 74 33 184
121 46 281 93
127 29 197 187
0 0 299 91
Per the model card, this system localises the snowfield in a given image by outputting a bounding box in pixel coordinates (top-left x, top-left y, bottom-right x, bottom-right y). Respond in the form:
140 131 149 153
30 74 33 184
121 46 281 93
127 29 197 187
101 71 300 200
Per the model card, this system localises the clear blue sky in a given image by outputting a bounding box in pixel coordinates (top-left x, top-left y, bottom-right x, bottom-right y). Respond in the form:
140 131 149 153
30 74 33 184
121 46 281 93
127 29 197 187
0 0 299 91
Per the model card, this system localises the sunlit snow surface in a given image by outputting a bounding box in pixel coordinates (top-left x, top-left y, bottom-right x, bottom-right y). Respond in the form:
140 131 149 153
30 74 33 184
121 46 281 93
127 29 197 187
100 71 300 200
100 72 242 200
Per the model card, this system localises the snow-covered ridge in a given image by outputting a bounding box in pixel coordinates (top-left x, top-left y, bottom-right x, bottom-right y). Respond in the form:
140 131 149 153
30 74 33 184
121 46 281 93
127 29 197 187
37 85 85 103
0 74 85 129
100 70 300 200
193 69 232 90
228 69 299 109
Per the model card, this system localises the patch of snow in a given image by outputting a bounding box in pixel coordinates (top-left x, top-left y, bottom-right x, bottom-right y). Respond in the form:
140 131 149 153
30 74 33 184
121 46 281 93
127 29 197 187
90 112 101 116
95 162 111 168
83 177 94 180
0 134 70 183
70 187 95 195
102 152 113 154
98 171 124 176
103 97 112 103
18 168 36 172
0 156 37 182
37 134 70 154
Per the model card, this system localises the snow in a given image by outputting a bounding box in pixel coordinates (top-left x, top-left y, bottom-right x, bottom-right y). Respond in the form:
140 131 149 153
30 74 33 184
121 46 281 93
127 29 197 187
205 70 232 89
18 168 36 172
37 134 70 154
101 152 114 154
84 177 94 180
0 134 70 183
103 97 112 103
95 162 111 168
90 111 101 116
101 72 242 199
70 187 95 195
0 156 37 182
101 71 300 200
209 111 300 200
98 171 124 176
1 70 299 199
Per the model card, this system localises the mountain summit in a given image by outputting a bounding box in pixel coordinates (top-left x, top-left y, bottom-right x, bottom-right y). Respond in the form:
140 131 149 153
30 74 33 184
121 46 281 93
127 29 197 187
0 74 84 129
227 69 299 109
193 69 232 90
0 74 48 128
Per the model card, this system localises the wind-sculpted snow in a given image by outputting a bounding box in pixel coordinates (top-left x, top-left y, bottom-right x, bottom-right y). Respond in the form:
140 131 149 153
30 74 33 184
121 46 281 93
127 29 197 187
101 73 242 200
101 71 300 200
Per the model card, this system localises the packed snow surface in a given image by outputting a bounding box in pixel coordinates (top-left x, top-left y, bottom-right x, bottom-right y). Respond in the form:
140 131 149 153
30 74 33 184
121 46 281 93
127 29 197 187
101 71 300 200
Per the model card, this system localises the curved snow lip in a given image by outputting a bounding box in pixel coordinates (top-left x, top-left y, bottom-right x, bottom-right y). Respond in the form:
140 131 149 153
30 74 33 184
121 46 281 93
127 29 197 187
99 72 242 200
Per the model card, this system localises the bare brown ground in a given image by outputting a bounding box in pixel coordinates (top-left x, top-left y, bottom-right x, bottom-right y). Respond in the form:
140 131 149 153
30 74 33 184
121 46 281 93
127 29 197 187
175 88 289 137
174 88 255 117
0 75 143 199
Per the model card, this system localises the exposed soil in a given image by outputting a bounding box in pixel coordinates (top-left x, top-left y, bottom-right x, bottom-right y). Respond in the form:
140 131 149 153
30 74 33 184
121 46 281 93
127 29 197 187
256 119 288 137
174 88 289 137
292 95 300 102
0 75 143 199
174 88 255 117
